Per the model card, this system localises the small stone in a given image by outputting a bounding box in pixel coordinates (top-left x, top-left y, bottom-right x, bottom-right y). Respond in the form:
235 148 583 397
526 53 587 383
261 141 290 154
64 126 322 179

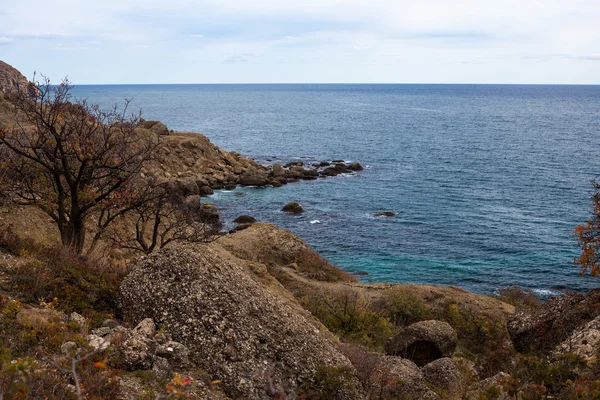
91 327 112 337
133 318 156 338
70 312 87 328
61 341 78 356
87 335 110 351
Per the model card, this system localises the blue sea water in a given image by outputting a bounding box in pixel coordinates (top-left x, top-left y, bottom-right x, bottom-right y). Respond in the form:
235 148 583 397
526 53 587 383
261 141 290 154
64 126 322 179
71 84 600 295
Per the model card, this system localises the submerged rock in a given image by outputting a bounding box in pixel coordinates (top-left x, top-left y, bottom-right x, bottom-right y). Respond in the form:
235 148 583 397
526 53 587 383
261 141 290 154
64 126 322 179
374 211 396 217
233 215 257 224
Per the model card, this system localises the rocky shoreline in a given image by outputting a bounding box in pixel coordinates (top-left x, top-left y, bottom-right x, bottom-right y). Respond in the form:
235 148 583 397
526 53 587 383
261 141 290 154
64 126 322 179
139 120 364 196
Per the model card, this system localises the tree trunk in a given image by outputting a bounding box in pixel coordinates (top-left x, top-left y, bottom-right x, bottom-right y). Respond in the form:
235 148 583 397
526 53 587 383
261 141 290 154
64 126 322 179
61 217 86 255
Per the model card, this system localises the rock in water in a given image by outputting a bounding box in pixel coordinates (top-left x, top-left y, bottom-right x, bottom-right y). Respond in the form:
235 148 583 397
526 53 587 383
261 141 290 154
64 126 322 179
374 211 397 217
282 202 305 213
385 320 457 366
119 244 362 399
348 162 364 171
233 215 257 224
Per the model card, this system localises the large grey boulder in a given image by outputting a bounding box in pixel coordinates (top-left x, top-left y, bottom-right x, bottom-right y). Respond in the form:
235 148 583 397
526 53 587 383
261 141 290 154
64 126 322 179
119 244 363 399
422 357 477 397
384 320 457 366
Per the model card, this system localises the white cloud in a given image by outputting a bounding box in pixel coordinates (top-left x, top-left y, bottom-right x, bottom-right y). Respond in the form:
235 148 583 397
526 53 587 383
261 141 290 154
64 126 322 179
1 0 599 83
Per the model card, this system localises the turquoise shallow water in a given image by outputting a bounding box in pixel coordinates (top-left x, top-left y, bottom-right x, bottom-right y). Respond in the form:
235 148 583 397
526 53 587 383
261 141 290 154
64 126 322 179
72 84 600 295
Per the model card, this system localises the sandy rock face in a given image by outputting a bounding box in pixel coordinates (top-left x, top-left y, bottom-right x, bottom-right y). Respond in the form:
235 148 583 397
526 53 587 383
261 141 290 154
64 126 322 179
384 320 458 367
119 244 363 399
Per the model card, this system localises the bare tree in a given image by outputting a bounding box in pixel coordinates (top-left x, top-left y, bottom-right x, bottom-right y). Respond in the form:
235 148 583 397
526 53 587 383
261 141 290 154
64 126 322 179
0 75 159 254
106 183 223 255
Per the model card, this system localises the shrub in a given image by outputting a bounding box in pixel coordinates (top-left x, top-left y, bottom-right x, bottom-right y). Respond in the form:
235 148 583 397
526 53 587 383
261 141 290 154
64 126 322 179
0 224 124 325
497 286 540 308
300 288 394 349
297 365 357 399
375 286 431 326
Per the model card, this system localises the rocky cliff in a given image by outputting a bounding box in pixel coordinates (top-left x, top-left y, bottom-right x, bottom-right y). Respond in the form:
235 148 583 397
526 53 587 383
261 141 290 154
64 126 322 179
0 60 30 95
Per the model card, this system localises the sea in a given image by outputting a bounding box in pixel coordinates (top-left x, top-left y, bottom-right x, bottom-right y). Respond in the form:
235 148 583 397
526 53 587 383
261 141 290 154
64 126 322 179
71 84 600 296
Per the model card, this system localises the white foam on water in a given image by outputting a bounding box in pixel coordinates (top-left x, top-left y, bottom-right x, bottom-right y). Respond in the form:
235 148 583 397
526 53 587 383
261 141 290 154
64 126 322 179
532 288 562 297
310 220 321 224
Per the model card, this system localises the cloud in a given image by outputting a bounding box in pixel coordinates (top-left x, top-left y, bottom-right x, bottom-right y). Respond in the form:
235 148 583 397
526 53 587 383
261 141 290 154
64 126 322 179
2 0 600 83
0 37 13 45
222 53 258 64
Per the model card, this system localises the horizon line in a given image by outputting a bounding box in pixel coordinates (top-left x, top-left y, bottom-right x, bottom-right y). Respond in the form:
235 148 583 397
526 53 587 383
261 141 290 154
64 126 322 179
71 82 600 86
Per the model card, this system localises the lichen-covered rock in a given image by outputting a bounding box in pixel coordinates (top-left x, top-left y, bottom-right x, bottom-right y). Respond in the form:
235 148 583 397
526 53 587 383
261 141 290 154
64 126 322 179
508 289 600 355
385 320 457 366
554 315 600 363
422 357 477 397
369 356 438 399
119 244 363 399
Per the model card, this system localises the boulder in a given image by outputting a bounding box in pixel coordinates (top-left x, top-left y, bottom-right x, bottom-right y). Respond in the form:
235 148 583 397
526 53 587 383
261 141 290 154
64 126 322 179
422 357 477 397
140 120 170 136
289 166 307 179
199 185 214 196
233 215 257 224
199 203 220 223
320 164 347 177
369 356 438 399
282 202 305 213
348 162 364 171
119 244 362 399
272 163 285 177
176 178 200 196
385 320 457 366
238 172 269 186
507 289 600 355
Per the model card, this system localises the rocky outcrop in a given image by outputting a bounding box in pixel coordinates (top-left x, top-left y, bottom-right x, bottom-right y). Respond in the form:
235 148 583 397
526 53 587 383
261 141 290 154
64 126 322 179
119 244 363 399
139 119 170 136
385 320 458 366
553 314 600 363
0 61 29 95
507 288 600 355
138 127 364 194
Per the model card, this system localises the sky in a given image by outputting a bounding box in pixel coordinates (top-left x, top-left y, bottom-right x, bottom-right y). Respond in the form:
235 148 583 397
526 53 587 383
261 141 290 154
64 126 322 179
0 0 599 84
